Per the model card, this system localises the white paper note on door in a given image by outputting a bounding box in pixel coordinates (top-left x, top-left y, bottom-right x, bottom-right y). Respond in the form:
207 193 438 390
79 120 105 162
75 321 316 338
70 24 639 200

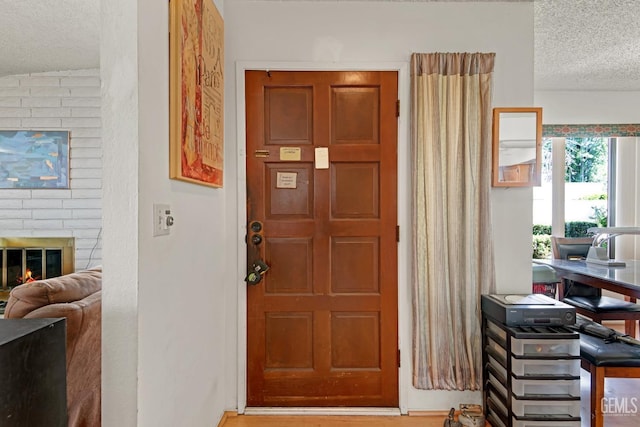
315 147 329 169
276 172 297 189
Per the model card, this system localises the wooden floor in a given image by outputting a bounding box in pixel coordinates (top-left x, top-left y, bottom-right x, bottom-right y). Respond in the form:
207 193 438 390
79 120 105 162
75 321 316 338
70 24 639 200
220 413 451 427
220 371 640 427
224 324 639 427
220 396 640 427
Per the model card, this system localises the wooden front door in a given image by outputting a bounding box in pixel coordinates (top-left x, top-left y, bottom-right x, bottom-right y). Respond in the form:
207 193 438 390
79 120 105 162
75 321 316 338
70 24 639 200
245 70 398 406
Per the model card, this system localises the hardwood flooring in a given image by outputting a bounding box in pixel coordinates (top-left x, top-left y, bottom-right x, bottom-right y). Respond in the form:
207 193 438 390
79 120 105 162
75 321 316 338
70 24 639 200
220 371 640 427
220 413 451 427
223 324 639 427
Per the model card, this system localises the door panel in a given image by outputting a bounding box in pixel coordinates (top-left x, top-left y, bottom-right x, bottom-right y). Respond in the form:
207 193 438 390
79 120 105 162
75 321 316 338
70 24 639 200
265 313 314 369
332 87 379 144
246 70 398 407
331 237 379 294
265 238 313 294
265 163 314 218
332 163 379 218
265 86 313 145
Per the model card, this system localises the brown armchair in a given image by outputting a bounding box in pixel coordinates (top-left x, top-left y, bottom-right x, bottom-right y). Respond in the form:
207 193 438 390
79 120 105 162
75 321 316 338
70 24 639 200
4 267 102 427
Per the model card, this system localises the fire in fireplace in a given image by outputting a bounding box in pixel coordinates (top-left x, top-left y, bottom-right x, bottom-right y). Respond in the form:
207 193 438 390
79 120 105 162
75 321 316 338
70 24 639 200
0 237 75 291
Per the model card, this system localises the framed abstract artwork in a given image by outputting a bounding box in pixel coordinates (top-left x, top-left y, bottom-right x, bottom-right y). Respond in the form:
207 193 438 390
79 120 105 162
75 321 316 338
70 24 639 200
0 130 70 189
169 0 224 188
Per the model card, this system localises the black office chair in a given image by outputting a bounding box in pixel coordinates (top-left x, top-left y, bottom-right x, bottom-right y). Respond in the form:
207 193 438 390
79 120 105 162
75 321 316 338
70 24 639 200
551 236 640 337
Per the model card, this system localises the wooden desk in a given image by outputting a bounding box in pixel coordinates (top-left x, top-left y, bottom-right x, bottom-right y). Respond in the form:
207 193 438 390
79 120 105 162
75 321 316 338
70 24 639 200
534 259 640 300
535 259 640 336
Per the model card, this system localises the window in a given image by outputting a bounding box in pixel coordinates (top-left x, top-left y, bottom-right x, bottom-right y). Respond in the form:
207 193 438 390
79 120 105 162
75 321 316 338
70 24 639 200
533 124 640 258
534 137 612 258
563 137 609 229
534 125 640 260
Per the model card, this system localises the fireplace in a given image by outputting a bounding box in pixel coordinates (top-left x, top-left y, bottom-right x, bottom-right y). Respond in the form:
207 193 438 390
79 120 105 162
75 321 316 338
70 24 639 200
0 237 75 292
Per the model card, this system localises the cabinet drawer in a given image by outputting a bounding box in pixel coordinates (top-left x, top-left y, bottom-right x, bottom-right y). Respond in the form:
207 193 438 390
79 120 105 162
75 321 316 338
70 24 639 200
486 405 507 427
488 372 508 399
512 417 581 427
511 337 579 357
511 377 580 398
488 354 507 380
511 356 580 377
511 396 580 417
487 337 507 364
487 387 508 418
487 318 507 344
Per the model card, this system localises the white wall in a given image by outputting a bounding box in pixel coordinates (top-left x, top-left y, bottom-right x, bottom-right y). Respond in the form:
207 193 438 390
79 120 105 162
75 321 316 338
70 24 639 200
225 0 535 412
0 70 102 269
102 0 228 426
536 90 640 124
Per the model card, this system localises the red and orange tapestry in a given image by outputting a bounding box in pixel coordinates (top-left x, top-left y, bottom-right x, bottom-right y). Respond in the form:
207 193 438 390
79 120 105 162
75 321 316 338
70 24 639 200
169 0 224 187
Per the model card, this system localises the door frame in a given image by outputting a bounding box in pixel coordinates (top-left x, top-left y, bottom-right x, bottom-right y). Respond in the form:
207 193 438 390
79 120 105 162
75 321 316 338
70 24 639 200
235 61 410 414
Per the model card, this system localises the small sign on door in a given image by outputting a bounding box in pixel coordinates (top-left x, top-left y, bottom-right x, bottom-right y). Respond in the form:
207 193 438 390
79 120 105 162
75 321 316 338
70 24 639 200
276 172 297 189
315 147 329 169
280 147 301 161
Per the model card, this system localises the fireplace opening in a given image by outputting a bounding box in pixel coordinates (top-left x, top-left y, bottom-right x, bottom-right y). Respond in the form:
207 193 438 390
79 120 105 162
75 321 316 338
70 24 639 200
1 238 75 292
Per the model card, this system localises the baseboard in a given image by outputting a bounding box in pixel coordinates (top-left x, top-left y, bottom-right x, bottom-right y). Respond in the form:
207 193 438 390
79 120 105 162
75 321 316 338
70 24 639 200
408 410 454 417
243 407 401 416
217 411 238 427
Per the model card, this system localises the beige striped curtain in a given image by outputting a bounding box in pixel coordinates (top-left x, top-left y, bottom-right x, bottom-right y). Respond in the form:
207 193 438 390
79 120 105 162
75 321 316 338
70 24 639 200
411 52 496 390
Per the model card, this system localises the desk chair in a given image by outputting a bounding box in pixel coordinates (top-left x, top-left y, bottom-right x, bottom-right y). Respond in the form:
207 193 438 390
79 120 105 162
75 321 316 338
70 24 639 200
551 236 640 337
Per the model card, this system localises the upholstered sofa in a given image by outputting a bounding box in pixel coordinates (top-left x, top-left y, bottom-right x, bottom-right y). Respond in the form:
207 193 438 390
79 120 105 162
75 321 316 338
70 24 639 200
4 266 102 427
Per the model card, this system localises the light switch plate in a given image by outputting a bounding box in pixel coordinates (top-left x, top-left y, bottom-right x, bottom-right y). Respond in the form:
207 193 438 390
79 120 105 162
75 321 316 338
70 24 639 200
153 204 171 236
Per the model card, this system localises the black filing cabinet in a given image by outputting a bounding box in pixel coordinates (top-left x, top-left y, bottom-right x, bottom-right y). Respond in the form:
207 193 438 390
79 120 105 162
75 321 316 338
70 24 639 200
482 310 581 426
0 318 67 427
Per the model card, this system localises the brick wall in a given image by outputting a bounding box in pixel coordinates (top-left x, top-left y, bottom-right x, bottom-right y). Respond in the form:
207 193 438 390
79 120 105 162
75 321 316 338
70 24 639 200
0 69 102 270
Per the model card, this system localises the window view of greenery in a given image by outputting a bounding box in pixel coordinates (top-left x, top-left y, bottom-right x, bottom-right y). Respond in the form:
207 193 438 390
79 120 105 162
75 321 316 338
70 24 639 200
533 137 609 259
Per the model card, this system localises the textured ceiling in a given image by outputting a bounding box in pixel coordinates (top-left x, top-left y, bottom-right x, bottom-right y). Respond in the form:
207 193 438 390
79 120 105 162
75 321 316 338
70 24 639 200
0 0 100 77
535 0 640 91
1 0 639 91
